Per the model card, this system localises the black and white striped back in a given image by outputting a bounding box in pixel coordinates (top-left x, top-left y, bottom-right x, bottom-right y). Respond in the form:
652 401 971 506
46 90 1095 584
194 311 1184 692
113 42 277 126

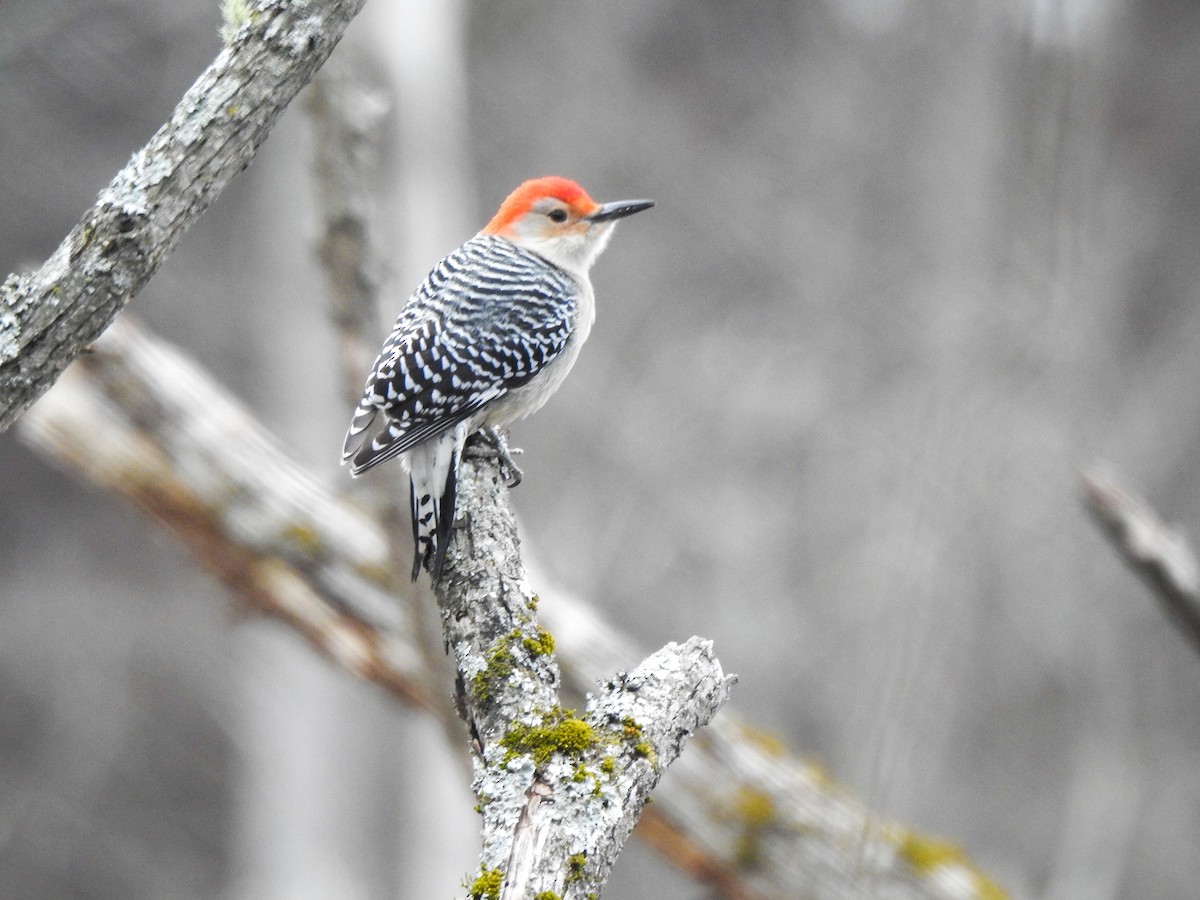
343 234 582 474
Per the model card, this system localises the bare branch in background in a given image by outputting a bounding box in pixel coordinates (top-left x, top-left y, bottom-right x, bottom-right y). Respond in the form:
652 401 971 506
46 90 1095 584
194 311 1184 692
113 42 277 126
0 0 366 434
307 63 392 410
1083 466 1200 654
19 316 428 707
19 318 1004 900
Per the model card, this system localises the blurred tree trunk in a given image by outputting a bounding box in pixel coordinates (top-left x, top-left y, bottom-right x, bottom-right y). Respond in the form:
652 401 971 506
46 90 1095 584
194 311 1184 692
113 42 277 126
355 0 482 894
220 100 406 900
226 2 480 895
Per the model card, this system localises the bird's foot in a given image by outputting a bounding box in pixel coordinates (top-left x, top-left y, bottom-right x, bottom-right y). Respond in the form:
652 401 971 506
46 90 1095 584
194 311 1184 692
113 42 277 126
465 427 524 487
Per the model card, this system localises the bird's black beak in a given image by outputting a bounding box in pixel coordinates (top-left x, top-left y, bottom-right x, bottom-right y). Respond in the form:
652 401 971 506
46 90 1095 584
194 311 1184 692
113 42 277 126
587 198 655 223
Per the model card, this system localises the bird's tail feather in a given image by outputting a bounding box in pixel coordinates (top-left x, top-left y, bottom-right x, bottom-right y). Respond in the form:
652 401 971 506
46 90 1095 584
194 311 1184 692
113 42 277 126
407 426 466 580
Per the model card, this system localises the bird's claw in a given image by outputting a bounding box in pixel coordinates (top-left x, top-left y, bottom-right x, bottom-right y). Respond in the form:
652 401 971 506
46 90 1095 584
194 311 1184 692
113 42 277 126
466 428 524 488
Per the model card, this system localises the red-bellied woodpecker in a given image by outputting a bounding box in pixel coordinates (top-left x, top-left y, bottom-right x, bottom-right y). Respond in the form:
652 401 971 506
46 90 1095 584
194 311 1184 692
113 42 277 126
342 176 654 579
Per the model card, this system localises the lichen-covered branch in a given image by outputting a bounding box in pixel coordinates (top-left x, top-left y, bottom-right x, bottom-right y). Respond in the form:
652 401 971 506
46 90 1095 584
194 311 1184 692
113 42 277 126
1083 467 1200 654
432 456 734 899
536 577 1009 900
19 319 1006 900
0 0 367 434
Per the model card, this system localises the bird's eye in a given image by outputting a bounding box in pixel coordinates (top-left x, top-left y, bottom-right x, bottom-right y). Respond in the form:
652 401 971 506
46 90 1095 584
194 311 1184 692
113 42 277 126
547 208 568 223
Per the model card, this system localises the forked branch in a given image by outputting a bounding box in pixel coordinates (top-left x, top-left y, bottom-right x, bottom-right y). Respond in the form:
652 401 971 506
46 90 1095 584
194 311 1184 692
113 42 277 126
430 447 733 898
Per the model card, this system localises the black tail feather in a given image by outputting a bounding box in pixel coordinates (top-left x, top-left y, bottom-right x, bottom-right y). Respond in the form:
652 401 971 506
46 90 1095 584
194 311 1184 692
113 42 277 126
408 444 462 581
428 451 459 580
409 478 423 581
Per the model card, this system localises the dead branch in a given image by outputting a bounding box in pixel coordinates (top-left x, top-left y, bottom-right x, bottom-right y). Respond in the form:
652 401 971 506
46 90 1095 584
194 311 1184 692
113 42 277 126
0 0 366 434
1083 466 1200 654
422 444 731 898
19 317 427 706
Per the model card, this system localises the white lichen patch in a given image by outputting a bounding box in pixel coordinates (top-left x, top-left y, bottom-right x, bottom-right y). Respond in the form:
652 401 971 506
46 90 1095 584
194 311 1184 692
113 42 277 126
0 311 20 363
99 153 156 217
285 16 326 56
2 272 30 305
455 638 487 682
131 147 177 191
473 755 537 863
174 74 242 145
1 272 34 362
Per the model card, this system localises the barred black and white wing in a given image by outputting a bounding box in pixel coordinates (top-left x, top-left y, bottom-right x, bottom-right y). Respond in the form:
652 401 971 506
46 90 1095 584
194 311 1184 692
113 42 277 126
343 235 580 472
342 235 581 577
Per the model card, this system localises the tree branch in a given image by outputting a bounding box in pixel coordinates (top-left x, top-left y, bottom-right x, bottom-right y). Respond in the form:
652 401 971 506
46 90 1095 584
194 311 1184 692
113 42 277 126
0 0 367 434
19 318 1004 900
18 316 428 707
1083 466 1200 654
431 449 733 899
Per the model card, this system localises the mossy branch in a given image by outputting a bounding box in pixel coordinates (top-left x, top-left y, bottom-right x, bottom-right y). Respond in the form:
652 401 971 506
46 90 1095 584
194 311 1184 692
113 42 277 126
0 0 366 434
431 452 735 899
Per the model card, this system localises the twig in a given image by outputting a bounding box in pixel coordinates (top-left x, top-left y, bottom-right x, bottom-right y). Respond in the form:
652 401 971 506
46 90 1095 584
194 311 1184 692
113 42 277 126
0 0 367 434
1083 466 1200 654
19 320 1006 900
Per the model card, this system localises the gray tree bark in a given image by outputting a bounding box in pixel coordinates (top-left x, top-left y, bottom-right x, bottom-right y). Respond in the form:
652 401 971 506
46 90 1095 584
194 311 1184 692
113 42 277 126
0 0 366 433
427 444 733 899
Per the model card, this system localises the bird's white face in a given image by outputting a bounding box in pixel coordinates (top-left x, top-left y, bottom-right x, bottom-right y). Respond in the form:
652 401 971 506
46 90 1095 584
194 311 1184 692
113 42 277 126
509 196 615 276
481 177 653 277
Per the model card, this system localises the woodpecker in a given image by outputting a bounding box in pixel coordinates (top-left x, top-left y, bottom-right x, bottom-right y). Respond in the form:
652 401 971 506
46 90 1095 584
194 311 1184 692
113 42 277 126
343 176 654 580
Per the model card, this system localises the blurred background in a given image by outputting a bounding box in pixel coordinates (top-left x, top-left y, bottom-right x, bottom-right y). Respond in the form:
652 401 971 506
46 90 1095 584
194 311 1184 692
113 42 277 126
3 0 1200 897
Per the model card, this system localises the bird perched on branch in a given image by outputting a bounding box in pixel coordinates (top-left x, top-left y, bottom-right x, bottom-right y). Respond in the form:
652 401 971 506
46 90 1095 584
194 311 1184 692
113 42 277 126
343 176 653 579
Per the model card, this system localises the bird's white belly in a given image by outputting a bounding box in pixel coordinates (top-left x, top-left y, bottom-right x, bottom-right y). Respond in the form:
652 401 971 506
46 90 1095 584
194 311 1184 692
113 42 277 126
478 282 594 429
481 338 582 428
